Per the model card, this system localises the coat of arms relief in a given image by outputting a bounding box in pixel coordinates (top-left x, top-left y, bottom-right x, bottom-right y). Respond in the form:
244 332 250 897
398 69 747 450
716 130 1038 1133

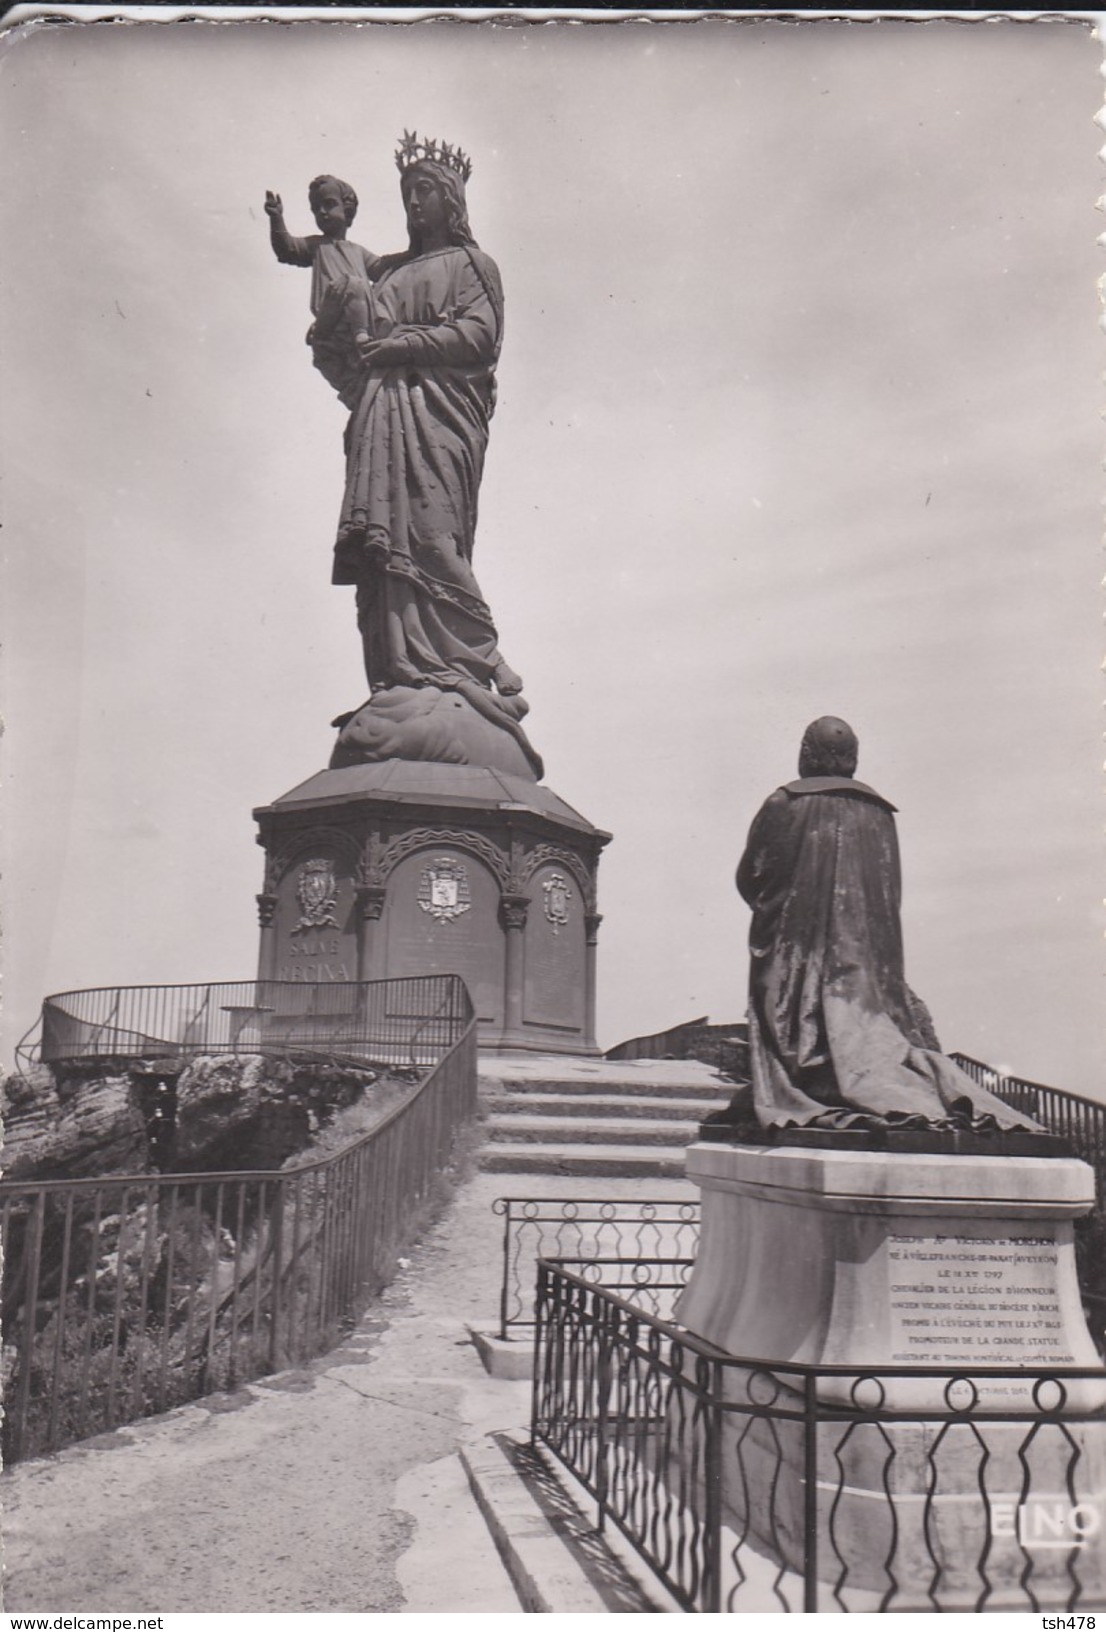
542 872 572 934
295 857 340 930
418 857 472 924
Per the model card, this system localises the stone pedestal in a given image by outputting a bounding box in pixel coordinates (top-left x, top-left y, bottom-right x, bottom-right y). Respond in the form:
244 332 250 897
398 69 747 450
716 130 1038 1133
677 1142 1103 1409
253 760 610 1055
715 1407 1106 1609
674 1142 1106 1609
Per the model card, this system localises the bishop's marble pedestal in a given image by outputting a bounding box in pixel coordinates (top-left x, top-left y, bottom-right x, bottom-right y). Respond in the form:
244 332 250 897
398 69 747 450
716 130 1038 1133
253 760 610 1055
673 1142 1106 1609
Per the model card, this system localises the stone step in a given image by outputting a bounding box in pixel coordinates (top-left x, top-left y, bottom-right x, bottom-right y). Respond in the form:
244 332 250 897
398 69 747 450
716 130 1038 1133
477 1053 735 1099
485 1113 699 1148
486 1092 727 1122
478 1142 690 1179
479 1075 738 1102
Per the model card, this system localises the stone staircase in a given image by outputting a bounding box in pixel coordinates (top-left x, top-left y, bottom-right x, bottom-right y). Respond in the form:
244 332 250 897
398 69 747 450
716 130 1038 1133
477 1052 739 1178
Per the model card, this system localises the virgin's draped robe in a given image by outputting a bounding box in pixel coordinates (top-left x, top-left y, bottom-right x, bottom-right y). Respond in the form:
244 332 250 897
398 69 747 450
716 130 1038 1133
737 777 1032 1130
334 243 507 695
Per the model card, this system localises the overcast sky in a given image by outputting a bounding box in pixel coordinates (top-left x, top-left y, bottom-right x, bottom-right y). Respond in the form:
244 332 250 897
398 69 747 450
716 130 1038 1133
1 15 1102 1095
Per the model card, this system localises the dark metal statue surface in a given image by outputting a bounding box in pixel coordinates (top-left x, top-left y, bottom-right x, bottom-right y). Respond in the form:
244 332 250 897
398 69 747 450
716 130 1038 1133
736 717 1035 1134
266 135 541 780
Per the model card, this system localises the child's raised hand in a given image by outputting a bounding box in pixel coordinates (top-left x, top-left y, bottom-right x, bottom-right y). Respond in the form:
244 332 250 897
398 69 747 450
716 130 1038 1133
264 191 284 218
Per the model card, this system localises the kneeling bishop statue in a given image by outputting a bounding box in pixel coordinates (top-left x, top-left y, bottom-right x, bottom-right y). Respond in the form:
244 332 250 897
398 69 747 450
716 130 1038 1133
734 716 1035 1135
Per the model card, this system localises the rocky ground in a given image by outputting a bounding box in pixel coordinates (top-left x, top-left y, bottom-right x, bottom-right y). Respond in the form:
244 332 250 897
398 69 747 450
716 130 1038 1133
1 1054 396 1181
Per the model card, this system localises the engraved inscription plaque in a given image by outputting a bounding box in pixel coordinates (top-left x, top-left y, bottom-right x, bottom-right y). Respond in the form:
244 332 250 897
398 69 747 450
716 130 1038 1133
887 1231 1072 1368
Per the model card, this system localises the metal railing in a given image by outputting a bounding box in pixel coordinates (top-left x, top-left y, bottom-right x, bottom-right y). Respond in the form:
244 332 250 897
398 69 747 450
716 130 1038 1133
36 974 470 1070
952 1055 1106 1317
0 996 477 1464
952 1054 1106 1177
493 1196 700 1337
533 1259 1106 1614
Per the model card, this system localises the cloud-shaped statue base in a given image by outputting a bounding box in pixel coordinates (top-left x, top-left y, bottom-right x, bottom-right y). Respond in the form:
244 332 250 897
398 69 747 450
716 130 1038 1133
329 685 544 782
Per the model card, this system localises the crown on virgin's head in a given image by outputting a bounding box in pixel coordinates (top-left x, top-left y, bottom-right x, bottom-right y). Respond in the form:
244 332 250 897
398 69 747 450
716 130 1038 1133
395 130 472 184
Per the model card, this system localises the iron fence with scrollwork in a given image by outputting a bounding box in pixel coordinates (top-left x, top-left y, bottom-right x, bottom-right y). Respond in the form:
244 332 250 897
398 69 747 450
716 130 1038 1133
0 988 477 1465
31 973 470 1071
533 1258 1106 1614
493 1195 700 1338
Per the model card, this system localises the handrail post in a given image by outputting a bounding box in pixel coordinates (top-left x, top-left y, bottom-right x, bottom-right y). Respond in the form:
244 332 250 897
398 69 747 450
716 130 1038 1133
499 1200 513 1341
531 1256 546 1447
704 1356 723 1612
11 1190 46 1464
803 1370 819 1612
268 1182 285 1374
595 1295 611 1534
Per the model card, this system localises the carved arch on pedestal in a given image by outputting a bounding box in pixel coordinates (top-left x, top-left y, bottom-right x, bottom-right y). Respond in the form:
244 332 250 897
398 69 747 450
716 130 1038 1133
517 843 597 913
263 825 363 894
375 826 512 891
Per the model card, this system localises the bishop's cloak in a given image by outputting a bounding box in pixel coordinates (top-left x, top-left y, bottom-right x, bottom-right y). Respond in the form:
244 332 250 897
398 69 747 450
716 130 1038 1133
737 777 1032 1131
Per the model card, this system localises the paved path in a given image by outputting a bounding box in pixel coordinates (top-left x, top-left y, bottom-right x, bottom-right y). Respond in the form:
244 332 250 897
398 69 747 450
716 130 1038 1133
1 1170 692 1613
